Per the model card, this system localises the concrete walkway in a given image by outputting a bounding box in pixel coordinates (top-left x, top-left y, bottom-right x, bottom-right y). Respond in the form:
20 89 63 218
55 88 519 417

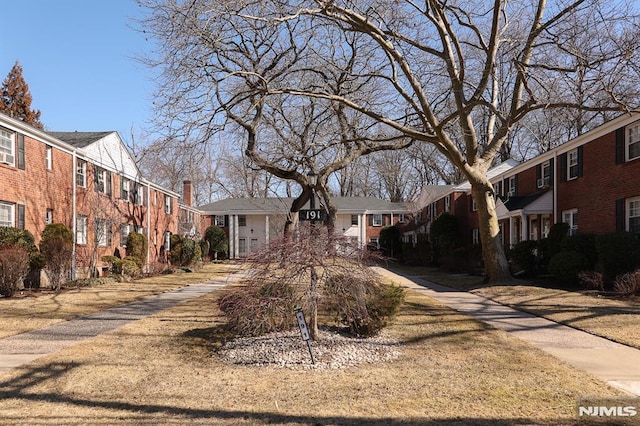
0 272 242 373
373 267 640 397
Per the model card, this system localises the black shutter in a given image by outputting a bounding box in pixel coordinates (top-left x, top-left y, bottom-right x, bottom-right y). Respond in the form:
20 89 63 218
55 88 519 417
549 158 555 184
577 146 584 177
536 164 541 187
17 133 25 170
368 214 373 226
559 153 567 182
106 172 112 195
94 167 99 192
616 198 625 232
615 127 625 164
17 204 25 229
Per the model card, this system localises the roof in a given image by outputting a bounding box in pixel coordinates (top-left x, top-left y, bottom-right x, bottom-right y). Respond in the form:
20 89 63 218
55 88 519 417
455 158 520 191
198 196 410 214
47 131 115 148
496 190 553 219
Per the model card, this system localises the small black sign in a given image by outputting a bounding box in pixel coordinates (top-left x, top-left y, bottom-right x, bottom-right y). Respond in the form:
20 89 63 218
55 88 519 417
299 209 325 221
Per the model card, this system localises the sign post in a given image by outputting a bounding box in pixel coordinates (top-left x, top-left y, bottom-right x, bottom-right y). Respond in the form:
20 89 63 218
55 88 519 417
295 307 315 364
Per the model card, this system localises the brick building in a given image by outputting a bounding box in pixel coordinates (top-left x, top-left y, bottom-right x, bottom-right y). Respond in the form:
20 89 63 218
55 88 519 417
0 112 198 278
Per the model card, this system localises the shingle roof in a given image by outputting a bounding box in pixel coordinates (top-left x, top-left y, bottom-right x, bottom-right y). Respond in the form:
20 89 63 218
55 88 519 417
47 131 114 148
502 190 548 211
198 196 409 214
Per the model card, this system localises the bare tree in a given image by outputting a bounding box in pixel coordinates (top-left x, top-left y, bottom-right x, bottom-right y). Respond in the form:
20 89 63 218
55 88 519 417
138 0 640 283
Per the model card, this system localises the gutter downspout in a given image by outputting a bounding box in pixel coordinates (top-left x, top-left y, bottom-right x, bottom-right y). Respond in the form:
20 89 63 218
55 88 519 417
71 151 77 280
553 150 558 224
146 182 151 271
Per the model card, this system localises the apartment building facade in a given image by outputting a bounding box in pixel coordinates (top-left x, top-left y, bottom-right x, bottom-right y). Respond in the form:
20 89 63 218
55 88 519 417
409 112 640 252
0 112 194 278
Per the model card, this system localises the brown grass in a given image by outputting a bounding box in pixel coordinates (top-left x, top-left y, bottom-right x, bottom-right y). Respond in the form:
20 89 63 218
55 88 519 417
0 263 238 339
390 264 640 350
0 273 627 425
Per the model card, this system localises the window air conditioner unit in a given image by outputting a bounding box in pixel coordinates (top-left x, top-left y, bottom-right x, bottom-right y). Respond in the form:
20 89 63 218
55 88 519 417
537 178 543 187
0 152 11 164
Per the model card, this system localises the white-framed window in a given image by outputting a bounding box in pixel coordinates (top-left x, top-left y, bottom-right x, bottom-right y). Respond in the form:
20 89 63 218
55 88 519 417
472 228 480 245
121 178 130 200
238 238 247 255
397 213 405 223
351 215 358 226
45 146 52 170
567 149 579 180
76 161 87 187
45 209 53 225
95 218 110 246
135 185 144 205
495 180 503 198
164 231 171 250
428 202 437 219
76 216 88 245
529 217 539 241
627 197 640 233
372 214 383 227
95 167 111 195
627 122 640 161
238 215 247 226
369 237 379 249
120 224 131 247
214 215 225 227
538 161 551 187
542 216 551 239
0 202 14 227
164 195 172 214
508 176 516 196
562 209 578 236
250 238 258 253
0 128 15 165
444 195 451 212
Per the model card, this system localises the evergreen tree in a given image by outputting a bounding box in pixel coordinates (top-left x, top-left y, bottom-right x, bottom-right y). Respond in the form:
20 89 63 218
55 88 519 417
0 61 43 129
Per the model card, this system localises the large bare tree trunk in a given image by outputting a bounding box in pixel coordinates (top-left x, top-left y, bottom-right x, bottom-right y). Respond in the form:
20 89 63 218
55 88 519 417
471 184 511 283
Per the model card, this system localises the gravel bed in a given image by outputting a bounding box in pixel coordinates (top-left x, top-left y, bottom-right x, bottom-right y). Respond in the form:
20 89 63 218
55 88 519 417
218 329 402 370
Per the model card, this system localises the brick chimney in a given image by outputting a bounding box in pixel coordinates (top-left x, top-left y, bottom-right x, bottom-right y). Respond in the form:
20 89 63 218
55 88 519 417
183 180 193 206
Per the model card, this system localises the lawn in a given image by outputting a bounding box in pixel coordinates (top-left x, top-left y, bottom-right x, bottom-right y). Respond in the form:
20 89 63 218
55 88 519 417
388 263 640 350
0 267 628 425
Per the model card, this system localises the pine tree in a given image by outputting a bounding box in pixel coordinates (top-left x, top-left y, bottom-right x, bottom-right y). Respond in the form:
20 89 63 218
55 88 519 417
0 61 44 129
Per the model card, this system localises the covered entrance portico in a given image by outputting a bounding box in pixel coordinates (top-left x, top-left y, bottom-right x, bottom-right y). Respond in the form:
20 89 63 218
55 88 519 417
496 191 553 247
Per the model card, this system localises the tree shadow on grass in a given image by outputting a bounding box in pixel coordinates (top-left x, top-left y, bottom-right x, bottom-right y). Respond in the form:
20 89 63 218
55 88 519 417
0 361 567 425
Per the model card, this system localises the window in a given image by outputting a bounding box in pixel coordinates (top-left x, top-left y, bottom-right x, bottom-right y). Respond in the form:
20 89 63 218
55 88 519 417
444 195 451 212
542 216 551 239
372 214 383 227
508 176 516 196
46 146 52 170
17 204 24 229
351 215 358 226
628 122 640 161
495 180 503 198
164 195 172 214
238 215 247 226
0 128 15 165
76 161 86 187
529 218 538 241
562 209 578 236
76 216 87 245
472 229 480 245
567 149 579 180
120 224 131 246
398 213 405 223
538 161 551 187
163 231 171 251
471 197 477 212
238 238 247 255
628 198 640 233
369 237 379 249
45 209 53 225
0 202 14 227
499 222 505 245
121 178 130 200
95 167 111 195
95 218 111 246
214 215 225 227
134 185 144 205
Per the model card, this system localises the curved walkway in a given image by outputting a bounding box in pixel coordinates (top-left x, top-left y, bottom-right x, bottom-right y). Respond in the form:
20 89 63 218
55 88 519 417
0 272 243 373
373 267 640 397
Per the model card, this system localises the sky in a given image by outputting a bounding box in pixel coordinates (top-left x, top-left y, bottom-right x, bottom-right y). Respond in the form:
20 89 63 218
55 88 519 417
0 0 155 146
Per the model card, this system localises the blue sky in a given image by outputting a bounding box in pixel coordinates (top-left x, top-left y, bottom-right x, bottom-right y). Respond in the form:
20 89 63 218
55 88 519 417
0 0 154 145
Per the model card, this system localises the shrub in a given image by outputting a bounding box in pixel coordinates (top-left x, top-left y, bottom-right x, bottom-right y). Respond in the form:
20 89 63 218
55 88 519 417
547 222 570 258
0 245 30 297
596 232 640 282
205 226 228 260
199 239 210 261
548 251 586 286
169 234 183 265
40 223 74 290
430 213 460 264
218 280 297 336
508 240 539 276
323 273 405 337
125 232 148 266
181 237 201 266
120 258 141 281
613 270 640 296
101 255 123 275
578 270 604 291
561 234 598 270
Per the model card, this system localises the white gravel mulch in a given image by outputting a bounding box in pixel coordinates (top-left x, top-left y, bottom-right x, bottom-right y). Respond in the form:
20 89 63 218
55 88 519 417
217 328 402 370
